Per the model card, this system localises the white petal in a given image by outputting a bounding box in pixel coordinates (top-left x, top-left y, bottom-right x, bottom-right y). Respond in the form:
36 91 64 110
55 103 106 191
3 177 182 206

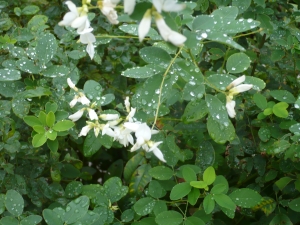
69 109 85 121
226 99 236 118
124 122 141 132
71 15 88 29
135 123 152 141
78 94 91 105
167 30 187 46
67 78 76 89
152 147 166 162
124 0 136 14
58 12 78 26
125 97 130 112
86 43 95 59
79 125 92 136
153 0 163 13
230 75 246 87
80 32 96 44
155 17 173 41
88 109 98 120
65 1 79 15
162 0 185 12
69 97 78 108
234 84 253 93
138 9 152 42
130 143 141 152
100 114 119 121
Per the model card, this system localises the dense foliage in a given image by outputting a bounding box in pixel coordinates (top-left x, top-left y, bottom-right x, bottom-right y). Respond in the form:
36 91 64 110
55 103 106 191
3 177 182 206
1 0 300 224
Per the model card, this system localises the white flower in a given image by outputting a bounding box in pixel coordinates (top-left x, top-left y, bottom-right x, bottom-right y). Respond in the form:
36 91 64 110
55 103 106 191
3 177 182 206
124 0 136 14
99 0 119 24
87 108 98 120
69 108 85 121
138 9 152 42
225 75 253 118
154 14 186 46
152 0 185 13
113 126 134 147
125 97 130 112
226 97 236 118
79 122 94 136
102 123 116 138
59 2 90 34
148 141 166 162
126 107 136 122
77 93 91 106
70 96 79 108
100 114 119 121
67 78 77 90
80 32 96 59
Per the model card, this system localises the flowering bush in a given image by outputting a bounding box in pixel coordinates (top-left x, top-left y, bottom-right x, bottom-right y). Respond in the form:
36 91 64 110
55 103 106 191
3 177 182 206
1 0 300 224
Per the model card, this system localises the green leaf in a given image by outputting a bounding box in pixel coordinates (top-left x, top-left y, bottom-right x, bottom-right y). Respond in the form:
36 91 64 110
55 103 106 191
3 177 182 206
252 197 276 216
270 90 295 103
185 217 205 225
226 53 251 73
206 94 229 124
182 83 205 101
123 153 145 182
0 69 21 81
269 213 292 225
24 87 51 98
21 5 40 15
33 125 45 134
42 65 70 78
129 164 152 196
213 176 229 194
24 116 42 127
203 194 215 214
43 209 64 225
32 133 47 147
206 73 236 91
170 182 192 200
253 93 267 110
16 59 40 74
133 197 156 216
155 211 183 225
47 139 58 152
203 166 216 185
211 184 227 194
36 33 57 65
232 0 251 14
273 102 289 118
207 116 235 144
195 141 215 171
20 215 42 225
288 197 300 212
52 120 74 132
289 123 300 134
275 177 293 191
46 111 55 127
188 188 200 206
190 181 207 189
244 76 266 91
83 132 102 157
0 217 19 225
258 127 271 142
5 190 24 216
38 112 48 126
182 166 197 182
214 194 236 211
63 196 89 224
83 80 103 101
103 177 128 202
149 166 173 180
46 130 57 141
119 24 161 40
139 47 171 67
121 209 134 223
121 64 164 78
45 102 58 113
65 181 83 198
149 180 166 198
229 188 262 208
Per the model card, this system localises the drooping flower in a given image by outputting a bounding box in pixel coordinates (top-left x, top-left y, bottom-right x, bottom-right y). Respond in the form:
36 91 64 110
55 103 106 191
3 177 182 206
225 75 253 118
154 13 186 46
138 9 152 42
124 96 130 112
80 32 96 59
148 141 166 162
152 0 185 13
124 0 136 14
67 78 78 91
77 92 91 106
113 126 134 147
79 121 94 136
98 0 120 24
87 108 98 120
102 123 116 138
99 114 119 121
69 108 85 121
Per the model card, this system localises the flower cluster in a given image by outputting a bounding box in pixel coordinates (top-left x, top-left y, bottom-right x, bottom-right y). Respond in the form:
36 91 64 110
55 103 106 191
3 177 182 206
67 79 166 162
225 75 253 118
59 1 96 59
138 0 187 46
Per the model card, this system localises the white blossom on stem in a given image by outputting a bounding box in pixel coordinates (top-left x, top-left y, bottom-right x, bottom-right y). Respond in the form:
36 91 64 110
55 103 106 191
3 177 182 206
124 96 130 112
225 75 253 118
100 114 119 121
124 0 136 14
138 9 152 42
98 0 120 24
148 141 166 162
69 108 85 121
113 126 134 147
87 108 98 120
79 122 94 136
152 0 185 13
154 13 186 46
80 32 96 59
77 92 91 106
